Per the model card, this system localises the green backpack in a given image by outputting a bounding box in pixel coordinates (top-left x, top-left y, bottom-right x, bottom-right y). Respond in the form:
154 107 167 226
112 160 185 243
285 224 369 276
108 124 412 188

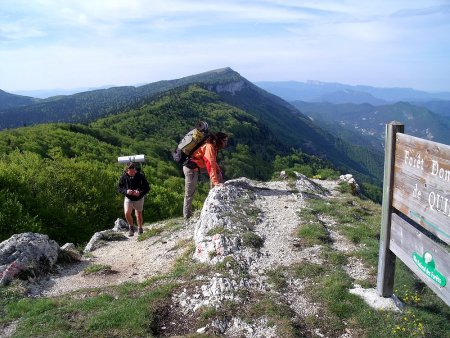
173 121 209 165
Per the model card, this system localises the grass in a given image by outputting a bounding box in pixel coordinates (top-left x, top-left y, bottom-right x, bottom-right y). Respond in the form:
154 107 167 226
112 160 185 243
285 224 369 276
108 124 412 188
243 295 301 337
82 264 112 275
293 262 325 279
295 191 450 337
0 242 197 338
2 282 178 338
206 226 232 236
137 226 163 241
297 221 329 245
137 218 184 242
214 256 248 278
241 231 264 248
267 267 288 290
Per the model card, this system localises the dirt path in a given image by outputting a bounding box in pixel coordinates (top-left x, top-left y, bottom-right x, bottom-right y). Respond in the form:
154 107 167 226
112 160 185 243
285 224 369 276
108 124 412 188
249 180 324 273
32 178 363 300
32 219 196 297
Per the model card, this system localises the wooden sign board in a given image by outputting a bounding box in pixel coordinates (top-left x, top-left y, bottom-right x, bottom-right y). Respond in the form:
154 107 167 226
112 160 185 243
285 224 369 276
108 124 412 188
390 213 449 306
377 123 449 306
392 133 450 245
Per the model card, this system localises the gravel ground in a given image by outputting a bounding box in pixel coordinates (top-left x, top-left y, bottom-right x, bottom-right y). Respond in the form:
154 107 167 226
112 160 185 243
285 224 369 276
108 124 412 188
30 219 196 297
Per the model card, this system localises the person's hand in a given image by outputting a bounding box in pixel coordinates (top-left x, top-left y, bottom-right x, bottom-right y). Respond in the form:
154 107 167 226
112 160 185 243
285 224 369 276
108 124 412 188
133 190 140 196
126 189 133 195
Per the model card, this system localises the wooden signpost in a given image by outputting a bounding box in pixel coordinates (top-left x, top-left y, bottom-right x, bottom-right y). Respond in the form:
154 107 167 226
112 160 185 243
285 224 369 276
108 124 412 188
377 122 449 307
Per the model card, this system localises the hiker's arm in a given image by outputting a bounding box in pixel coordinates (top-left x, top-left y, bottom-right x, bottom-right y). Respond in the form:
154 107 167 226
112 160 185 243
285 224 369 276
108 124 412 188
203 145 220 186
140 175 150 196
116 175 127 195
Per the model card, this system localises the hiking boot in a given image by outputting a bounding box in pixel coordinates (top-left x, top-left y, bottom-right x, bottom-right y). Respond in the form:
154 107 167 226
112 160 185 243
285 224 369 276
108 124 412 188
128 226 134 237
138 227 143 234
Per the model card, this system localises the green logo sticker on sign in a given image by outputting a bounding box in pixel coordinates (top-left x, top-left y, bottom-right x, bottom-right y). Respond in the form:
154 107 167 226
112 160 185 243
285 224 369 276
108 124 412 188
412 252 447 287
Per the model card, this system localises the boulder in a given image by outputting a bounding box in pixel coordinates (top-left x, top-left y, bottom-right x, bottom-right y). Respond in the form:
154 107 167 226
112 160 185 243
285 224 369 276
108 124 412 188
59 243 82 262
113 218 129 232
84 229 127 253
339 174 360 195
0 232 59 286
294 172 329 195
279 170 288 180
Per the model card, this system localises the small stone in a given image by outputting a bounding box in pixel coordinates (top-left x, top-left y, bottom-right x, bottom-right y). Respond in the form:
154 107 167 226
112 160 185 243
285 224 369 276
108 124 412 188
197 326 207 333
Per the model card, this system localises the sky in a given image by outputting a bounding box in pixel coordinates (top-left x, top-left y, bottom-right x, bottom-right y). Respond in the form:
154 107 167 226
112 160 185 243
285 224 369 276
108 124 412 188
1 0 450 93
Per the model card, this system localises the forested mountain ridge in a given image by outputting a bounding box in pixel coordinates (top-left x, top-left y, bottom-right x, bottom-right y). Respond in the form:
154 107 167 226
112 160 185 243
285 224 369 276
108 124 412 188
0 68 243 130
0 68 384 185
0 90 40 110
416 100 450 117
293 100 450 146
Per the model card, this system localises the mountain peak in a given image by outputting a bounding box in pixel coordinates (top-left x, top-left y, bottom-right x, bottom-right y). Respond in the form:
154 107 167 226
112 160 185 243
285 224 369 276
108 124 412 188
174 67 243 85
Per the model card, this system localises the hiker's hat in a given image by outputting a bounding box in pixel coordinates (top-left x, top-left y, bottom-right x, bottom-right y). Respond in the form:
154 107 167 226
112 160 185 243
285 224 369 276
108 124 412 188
126 162 136 169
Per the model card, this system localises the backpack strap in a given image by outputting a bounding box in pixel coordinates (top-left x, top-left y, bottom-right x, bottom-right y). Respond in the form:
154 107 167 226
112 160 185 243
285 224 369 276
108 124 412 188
187 134 209 157
183 134 209 166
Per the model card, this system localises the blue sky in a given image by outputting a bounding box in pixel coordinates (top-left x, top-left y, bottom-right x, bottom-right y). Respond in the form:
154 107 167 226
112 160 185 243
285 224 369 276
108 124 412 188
1 0 449 92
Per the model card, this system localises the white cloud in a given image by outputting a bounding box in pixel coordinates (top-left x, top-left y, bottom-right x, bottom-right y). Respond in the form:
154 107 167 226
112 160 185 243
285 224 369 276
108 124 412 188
0 22 45 41
0 0 449 91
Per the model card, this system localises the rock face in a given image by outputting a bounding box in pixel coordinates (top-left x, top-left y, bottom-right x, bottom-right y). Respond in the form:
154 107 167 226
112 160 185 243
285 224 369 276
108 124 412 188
193 178 255 263
184 177 329 336
207 80 245 95
0 233 59 286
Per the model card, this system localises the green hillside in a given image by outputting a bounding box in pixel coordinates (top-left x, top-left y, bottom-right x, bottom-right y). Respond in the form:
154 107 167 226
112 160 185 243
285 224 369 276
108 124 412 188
0 85 344 245
0 70 389 245
0 68 385 184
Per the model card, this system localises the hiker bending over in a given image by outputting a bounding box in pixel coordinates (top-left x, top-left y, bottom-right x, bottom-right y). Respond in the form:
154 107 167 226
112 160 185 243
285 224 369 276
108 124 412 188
183 132 229 220
117 162 150 236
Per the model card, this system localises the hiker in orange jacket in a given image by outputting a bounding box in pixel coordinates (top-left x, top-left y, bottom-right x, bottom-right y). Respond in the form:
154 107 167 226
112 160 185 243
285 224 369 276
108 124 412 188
183 132 229 220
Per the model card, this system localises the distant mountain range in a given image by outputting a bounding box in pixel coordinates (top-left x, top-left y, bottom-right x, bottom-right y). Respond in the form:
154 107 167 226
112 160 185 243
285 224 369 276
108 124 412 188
257 80 450 151
11 86 116 99
255 80 450 104
0 68 247 129
292 100 450 149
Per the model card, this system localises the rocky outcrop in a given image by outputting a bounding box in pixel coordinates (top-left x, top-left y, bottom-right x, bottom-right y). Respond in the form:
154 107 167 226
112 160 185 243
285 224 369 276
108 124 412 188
207 80 245 95
339 173 361 195
0 233 59 286
181 176 328 336
84 225 128 253
193 178 256 263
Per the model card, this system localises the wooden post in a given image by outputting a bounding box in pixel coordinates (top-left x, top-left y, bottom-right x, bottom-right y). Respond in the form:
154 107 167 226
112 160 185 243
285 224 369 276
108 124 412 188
377 121 404 297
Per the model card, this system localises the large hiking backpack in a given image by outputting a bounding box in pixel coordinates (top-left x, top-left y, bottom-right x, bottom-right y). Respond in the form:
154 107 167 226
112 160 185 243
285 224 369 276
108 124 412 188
173 121 209 165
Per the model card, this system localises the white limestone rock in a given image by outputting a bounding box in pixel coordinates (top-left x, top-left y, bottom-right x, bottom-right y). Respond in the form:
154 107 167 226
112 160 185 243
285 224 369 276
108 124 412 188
0 232 59 285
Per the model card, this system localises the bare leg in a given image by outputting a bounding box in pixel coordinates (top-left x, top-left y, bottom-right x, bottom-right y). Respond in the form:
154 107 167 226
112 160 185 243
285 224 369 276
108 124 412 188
124 202 134 227
136 210 143 228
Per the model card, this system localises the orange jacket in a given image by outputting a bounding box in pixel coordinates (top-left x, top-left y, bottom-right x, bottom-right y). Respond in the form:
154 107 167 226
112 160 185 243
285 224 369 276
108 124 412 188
190 143 222 186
